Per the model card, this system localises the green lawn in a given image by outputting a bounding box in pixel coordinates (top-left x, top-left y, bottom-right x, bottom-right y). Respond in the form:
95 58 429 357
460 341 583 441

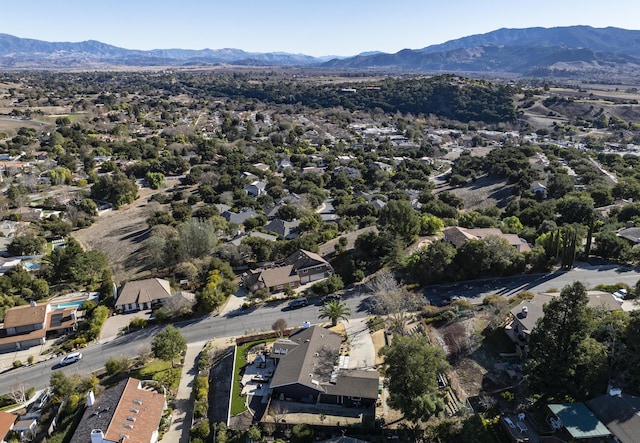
130 359 181 391
230 339 273 415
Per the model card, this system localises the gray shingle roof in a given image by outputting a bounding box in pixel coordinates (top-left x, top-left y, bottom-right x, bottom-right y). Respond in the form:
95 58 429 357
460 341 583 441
270 326 342 392
587 393 640 443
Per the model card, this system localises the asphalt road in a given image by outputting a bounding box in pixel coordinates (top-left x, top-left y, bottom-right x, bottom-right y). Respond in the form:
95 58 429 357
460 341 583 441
423 263 640 305
2 264 640 395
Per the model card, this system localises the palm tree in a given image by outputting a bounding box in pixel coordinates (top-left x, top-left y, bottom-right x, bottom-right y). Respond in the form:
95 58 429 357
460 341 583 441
318 300 351 327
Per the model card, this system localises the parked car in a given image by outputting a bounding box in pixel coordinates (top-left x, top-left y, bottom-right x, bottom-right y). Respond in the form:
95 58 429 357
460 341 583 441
60 352 82 366
34 390 50 409
322 294 341 303
287 297 308 309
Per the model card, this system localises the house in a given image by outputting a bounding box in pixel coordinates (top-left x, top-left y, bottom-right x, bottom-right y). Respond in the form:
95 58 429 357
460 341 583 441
0 302 78 353
617 225 640 245
268 326 379 407
243 249 333 293
264 218 300 239
0 411 16 443
529 181 547 198
12 417 37 440
0 257 22 276
302 166 325 175
9 207 43 222
253 162 270 172
442 226 532 253
244 180 267 197
0 220 29 257
336 155 356 165
229 231 278 247
586 390 640 443
369 161 393 173
333 166 361 179
115 278 172 313
278 159 294 170
546 403 611 441
264 194 306 219
70 378 166 443
240 171 259 182
505 291 621 357
221 209 258 225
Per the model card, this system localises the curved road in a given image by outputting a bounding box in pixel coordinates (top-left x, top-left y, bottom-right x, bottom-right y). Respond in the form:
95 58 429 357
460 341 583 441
2 264 640 395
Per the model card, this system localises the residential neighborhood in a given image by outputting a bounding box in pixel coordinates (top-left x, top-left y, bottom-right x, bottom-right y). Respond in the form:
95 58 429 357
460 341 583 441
2 49 640 443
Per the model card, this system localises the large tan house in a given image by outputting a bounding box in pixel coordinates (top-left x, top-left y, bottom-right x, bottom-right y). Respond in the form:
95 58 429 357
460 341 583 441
443 226 532 252
243 249 333 293
115 278 172 313
0 302 78 353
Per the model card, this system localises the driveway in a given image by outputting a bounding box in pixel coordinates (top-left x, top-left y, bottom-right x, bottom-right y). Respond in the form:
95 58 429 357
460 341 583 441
99 310 152 343
344 318 376 369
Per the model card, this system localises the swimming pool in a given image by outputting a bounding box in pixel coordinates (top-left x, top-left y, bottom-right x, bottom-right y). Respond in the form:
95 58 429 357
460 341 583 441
55 301 86 310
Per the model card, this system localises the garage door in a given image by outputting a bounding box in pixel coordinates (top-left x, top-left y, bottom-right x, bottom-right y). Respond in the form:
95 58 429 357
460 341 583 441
309 273 325 282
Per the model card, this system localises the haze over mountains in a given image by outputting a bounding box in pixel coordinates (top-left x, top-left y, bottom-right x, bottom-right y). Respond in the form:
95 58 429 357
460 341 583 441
2 26 640 78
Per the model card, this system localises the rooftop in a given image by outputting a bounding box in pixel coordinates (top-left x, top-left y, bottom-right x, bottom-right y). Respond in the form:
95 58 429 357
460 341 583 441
548 403 611 440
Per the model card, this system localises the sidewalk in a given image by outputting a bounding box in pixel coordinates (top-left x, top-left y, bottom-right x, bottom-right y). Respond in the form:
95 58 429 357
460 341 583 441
164 340 208 443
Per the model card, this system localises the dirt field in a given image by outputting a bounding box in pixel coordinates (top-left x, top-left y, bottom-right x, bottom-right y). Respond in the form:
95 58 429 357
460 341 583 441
72 177 181 284
445 176 515 211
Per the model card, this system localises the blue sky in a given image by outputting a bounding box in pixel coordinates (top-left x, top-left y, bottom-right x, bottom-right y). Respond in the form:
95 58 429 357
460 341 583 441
4 0 639 56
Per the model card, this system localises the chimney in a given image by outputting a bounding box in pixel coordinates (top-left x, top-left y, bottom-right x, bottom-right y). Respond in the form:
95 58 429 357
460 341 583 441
521 306 528 317
91 429 105 443
609 387 622 397
87 390 95 406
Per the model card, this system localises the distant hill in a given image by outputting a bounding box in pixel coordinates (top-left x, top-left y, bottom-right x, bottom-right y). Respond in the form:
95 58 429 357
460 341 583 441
2 26 640 78
323 26 640 78
0 33 332 68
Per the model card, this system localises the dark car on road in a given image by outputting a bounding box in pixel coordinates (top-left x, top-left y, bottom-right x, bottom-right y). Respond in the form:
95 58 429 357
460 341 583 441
287 297 309 309
322 294 341 303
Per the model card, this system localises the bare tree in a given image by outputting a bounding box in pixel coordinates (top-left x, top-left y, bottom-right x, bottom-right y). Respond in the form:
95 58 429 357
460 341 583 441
272 318 288 337
369 269 423 334
443 321 473 362
159 291 195 317
8 383 29 404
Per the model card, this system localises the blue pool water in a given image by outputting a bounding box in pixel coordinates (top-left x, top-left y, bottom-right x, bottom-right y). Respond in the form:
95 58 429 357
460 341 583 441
55 301 85 310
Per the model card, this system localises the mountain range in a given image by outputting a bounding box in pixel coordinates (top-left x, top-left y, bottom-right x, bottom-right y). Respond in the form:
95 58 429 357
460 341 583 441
2 26 640 78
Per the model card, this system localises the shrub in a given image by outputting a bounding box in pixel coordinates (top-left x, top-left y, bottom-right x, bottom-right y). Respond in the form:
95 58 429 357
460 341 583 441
421 305 442 318
27 356 34 365
190 420 210 440
451 299 473 309
194 375 209 401
105 356 130 375
367 316 385 332
292 423 313 443
482 294 507 305
501 390 515 402
128 318 147 331
194 400 208 419
12 360 22 368
252 288 271 300
153 367 181 391
311 275 344 296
